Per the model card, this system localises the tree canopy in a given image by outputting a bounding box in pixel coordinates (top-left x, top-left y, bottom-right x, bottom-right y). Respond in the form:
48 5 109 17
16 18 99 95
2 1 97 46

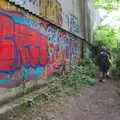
93 0 120 11
94 25 119 48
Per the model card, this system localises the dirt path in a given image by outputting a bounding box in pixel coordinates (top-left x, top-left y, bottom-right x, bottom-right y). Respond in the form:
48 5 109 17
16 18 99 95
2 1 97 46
11 80 120 120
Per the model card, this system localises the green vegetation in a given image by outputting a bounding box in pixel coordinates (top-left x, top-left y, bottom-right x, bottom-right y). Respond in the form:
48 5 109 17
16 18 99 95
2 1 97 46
21 60 98 111
94 25 119 49
93 0 120 81
60 65 97 90
93 0 120 11
94 25 120 80
111 49 120 80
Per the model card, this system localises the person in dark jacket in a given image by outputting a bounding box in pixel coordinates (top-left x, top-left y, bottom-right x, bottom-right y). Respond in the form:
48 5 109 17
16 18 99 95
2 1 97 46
97 48 111 82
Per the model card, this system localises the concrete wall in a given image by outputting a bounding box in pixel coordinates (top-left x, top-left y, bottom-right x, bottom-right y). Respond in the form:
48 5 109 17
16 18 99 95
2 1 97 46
0 0 81 88
0 0 99 104
9 0 100 40
86 0 101 41
78 0 100 42
9 0 81 37
58 0 81 36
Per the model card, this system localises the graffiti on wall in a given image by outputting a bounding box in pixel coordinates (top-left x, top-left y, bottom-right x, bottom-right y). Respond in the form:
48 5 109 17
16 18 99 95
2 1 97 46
0 10 48 87
0 8 80 87
40 0 63 25
64 14 80 34
9 0 63 26
8 0 81 35
9 0 40 15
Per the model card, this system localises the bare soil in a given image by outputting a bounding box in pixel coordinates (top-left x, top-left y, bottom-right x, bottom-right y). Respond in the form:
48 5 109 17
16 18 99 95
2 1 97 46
9 80 120 120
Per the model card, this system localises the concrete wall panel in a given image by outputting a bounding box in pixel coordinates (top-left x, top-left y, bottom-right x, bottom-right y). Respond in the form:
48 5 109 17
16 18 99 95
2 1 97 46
9 0 81 36
0 0 81 87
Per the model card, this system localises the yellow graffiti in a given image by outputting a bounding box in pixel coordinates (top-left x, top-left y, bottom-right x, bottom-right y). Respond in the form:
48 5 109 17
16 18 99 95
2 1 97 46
1 0 63 25
40 0 63 25
0 0 17 10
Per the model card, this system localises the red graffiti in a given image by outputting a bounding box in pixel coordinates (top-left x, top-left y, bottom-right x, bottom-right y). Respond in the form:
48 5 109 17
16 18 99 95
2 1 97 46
0 15 15 71
0 12 49 72
0 9 80 88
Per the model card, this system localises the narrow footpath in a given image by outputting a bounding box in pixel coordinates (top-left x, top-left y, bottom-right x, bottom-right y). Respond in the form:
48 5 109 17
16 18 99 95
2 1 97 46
10 80 120 120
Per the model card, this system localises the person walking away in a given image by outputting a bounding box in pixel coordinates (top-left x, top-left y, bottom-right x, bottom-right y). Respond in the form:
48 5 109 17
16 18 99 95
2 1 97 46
97 48 111 82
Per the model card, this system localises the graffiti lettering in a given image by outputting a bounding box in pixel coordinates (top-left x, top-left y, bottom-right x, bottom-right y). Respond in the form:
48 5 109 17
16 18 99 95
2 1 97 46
64 14 80 34
0 9 80 87
0 12 48 72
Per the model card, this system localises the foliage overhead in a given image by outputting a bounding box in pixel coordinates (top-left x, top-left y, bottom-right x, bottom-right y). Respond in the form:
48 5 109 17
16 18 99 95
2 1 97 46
94 25 119 48
93 0 120 11
111 48 120 80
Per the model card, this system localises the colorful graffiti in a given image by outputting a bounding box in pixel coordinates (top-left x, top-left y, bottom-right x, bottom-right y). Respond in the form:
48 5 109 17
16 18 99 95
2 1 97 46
64 14 80 34
0 10 48 87
9 0 63 26
8 0 81 36
0 7 80 87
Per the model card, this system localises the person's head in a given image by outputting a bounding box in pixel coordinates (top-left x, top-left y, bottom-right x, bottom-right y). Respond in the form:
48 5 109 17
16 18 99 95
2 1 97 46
101 46 106 51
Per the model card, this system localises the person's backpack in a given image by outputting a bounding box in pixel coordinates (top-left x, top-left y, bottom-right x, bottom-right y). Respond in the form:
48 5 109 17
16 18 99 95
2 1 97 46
99 51 109 65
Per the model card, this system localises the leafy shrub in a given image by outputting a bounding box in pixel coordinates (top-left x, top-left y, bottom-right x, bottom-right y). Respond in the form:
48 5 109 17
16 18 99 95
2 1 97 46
111 48 120 80
81 58 99 77
94 25 118 49
93 0 120 11
59 65 97 90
